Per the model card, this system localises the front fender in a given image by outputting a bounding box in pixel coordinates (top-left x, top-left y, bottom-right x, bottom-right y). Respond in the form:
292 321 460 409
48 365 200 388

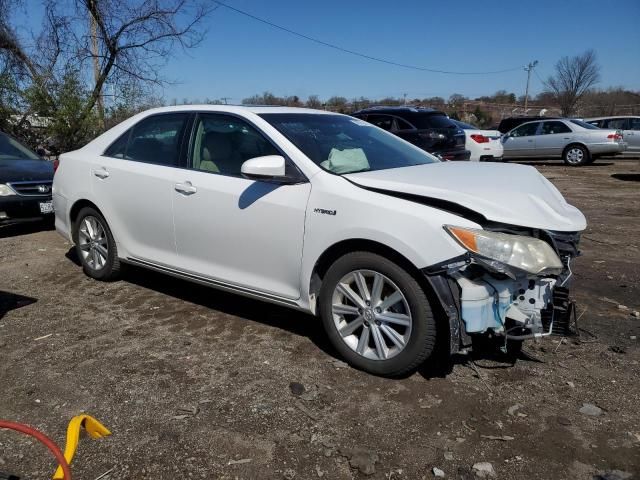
299 174 477 310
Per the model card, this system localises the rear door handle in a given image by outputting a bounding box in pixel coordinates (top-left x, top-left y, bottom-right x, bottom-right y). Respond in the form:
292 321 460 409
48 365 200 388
92 168 109 179
174 181 197 195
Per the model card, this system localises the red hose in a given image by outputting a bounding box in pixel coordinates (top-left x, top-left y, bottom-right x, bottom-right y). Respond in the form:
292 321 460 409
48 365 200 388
0 420 72 480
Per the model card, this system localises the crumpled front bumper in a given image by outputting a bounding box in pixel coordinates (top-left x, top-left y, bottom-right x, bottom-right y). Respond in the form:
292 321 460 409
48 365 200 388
452 272 571 339
455 274 554 335
423 230 580 352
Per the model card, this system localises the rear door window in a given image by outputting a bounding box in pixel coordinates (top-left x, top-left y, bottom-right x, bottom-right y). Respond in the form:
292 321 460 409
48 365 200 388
393 117 415 131
510 122 539 137
629 118 640 130
116 113 189 166
104 131 130 158
366 115 394 131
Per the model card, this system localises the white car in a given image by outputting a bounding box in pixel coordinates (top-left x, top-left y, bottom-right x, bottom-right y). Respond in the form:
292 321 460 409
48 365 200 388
452 120 504 162
53 106 586 376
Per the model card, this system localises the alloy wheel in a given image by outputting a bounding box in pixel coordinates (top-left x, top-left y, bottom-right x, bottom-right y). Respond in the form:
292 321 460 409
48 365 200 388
78 216 109 270
566 147 584 164
331 269 412 360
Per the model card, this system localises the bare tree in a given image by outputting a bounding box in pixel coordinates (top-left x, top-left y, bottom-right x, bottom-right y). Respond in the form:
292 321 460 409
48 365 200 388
305 95 322 109
0 0 213 148
448 93 467 109
545 49 600 116
78 0 212 123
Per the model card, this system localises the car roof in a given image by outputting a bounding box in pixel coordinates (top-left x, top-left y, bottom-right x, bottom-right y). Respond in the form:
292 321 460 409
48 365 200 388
353 106 443 115
499 116 560 122
584 115 639 120
134 105 338 116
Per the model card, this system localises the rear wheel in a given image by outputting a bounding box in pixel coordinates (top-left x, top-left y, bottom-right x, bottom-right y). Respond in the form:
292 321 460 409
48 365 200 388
563 144 590 166
73 207 121 281
319 252 437 377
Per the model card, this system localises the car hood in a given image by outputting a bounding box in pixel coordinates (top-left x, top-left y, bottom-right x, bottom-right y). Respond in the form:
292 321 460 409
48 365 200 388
0 158 54 183
344 162 586 232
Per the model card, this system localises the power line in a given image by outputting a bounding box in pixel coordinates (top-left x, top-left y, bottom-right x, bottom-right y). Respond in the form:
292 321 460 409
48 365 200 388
533 68 546 86
214 1 524 76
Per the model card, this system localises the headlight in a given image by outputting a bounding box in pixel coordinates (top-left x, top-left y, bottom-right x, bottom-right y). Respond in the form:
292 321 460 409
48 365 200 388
445 225 563 275
0 184 16 196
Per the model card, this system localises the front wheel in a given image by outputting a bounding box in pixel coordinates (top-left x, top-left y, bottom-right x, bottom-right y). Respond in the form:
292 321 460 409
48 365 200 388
319 252 437 376
563 144 590 166
72 207 121 281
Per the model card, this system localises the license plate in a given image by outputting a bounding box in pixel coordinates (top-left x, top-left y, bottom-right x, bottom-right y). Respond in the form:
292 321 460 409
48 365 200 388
39 201 54 214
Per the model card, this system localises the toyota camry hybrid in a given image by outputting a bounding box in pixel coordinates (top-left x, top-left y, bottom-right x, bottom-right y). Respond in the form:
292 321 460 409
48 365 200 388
53 106 586 376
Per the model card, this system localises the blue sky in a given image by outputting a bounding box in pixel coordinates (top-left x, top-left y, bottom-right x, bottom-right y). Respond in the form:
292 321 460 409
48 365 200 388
160 0 640 103
16 0 640 103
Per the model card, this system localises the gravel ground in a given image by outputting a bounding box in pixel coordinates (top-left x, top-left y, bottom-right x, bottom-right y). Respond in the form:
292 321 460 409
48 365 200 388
1 158 639 480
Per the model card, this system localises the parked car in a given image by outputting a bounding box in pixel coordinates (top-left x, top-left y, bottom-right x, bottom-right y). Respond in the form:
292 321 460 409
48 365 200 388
0 131 54 226
502 118 627 166
54 106 586 376
584 116 640 153
352 106 470 160
451 120 503 162
497 116 560 134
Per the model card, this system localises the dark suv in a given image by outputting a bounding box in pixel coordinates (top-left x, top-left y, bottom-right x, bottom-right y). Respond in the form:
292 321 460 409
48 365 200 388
352 106 470 160
0 131 54 226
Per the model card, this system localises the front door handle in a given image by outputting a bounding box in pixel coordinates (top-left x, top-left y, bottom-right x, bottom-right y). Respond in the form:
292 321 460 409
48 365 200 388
92 168 109 179
174 181 197 195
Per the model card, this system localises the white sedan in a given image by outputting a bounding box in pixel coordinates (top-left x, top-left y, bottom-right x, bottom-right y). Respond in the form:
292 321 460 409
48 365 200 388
53 105 586 376
452 120 503 162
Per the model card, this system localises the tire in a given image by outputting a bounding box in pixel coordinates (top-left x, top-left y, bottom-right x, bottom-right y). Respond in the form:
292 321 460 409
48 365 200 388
72 206 121 281
319 252 437 377
563 144 590 166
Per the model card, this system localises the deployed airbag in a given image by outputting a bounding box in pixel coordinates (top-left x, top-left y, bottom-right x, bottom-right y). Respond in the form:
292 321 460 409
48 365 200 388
320 147 369 174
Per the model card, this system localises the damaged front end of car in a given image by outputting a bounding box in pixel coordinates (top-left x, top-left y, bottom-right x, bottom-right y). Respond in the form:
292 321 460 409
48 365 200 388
424 225 581 354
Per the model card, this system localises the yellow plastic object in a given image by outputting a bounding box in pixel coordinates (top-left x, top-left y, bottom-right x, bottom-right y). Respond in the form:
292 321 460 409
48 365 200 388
52 415 111 479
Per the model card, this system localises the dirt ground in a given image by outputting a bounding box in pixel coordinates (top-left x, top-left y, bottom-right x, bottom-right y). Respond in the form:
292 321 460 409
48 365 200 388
1 158 639 480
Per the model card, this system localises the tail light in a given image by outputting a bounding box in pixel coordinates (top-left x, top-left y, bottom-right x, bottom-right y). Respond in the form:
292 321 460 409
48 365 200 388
607 133 623 140
470 134 489 143
53 158 60 172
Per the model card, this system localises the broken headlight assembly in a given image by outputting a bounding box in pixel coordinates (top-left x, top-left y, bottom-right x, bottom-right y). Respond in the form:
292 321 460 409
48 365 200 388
445 225 563 276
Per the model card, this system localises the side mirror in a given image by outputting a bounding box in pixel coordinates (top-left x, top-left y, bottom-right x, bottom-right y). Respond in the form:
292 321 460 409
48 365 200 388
241 155 287 181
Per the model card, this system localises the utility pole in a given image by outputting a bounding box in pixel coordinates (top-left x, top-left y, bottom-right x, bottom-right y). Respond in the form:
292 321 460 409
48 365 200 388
403 93 407 105
523 60 538 113
221 97 230 105
89 7 105 129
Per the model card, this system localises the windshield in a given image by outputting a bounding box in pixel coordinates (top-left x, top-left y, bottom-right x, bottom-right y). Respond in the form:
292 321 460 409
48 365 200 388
0 133 40 160
453 120 477 130
259 113 439 175
570 119 599 130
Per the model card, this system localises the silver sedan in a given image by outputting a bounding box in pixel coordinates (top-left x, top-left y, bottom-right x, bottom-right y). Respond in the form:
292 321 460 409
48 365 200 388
502 118 627 166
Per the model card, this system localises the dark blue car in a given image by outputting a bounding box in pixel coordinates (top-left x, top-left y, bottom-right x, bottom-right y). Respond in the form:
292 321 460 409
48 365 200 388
0 132 54 226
